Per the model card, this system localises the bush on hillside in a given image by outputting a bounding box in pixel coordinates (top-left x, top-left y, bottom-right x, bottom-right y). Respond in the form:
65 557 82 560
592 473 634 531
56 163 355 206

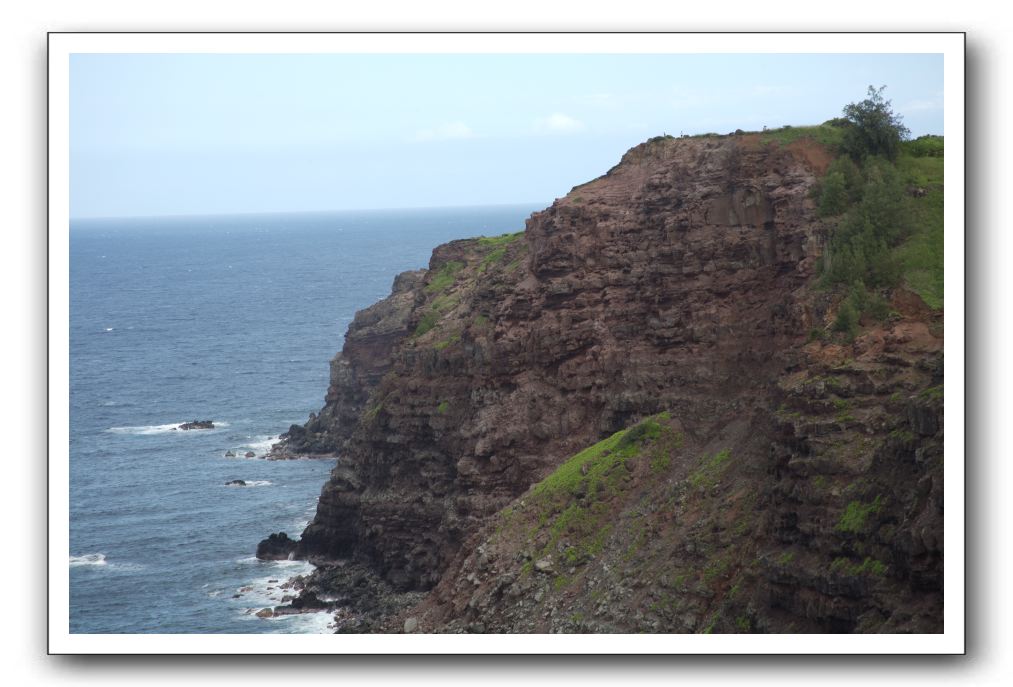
840 86 911 161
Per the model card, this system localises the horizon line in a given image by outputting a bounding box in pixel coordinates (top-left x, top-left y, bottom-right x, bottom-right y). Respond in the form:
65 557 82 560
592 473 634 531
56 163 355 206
69 200 551 224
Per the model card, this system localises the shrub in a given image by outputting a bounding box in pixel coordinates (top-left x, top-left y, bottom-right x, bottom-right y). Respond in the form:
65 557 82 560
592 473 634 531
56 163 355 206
840 86 910 162
832 299 859 339
903 135 944 158
818 172 849 217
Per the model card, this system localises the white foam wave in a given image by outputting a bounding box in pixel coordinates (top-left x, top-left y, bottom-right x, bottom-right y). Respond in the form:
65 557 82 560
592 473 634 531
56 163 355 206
104 327 114 332
107 420 229 435
70 553 106 567
227 435 279 459
231 564 335 633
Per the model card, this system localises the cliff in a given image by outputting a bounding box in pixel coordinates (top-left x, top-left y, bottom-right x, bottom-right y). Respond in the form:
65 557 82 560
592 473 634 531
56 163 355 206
264 131 943 633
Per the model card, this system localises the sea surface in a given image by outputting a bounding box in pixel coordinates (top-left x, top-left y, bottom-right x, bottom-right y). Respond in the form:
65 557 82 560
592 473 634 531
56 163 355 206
69 204 543 633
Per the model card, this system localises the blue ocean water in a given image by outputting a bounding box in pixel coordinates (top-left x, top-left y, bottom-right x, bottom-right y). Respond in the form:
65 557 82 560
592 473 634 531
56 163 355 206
69 204 542 633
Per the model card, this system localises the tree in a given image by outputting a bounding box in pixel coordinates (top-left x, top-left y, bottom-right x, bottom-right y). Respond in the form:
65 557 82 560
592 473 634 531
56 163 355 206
840 86 910 161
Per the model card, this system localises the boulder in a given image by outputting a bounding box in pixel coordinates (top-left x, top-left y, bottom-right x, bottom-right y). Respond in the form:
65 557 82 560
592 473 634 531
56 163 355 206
256 532 298 560
244 451 256 458
178 420 214 430
225 479 247 487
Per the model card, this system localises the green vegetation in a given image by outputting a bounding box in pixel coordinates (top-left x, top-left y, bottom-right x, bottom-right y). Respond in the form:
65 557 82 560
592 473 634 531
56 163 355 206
919 385 944 401
836 495 883 534
703 557 730 583
903 134 944 158
840 86 911 162
758 123 846 149
413 293 461 338
532 413 670 501
830 556 888 577
363 402 383 422
689 448 732 491
815 86 943 322
433 332 461 351
479 247 507 271
413 311 439 337
431 293 460 314
477 231 523 249
894 153 944 309
425 260 465 294
521 413 675 569
473 314 490 328
436 400 450 415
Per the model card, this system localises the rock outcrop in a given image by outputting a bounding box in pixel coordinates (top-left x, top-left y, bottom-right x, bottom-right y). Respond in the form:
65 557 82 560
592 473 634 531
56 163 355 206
267 133 943 633
177 420 214 430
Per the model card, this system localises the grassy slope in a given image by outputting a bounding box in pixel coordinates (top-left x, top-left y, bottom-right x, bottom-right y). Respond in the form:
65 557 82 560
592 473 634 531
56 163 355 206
760 126 944 310
894 153 944 309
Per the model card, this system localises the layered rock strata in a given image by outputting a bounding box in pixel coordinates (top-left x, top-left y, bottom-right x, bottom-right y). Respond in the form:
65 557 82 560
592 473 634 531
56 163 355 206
262 133 943 632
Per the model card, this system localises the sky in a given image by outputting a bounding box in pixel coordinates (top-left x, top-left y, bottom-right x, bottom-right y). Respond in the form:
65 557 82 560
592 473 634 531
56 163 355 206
69 53 944 219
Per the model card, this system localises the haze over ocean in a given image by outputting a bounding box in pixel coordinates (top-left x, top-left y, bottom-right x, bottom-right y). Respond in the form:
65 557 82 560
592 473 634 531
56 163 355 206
69 204 541 633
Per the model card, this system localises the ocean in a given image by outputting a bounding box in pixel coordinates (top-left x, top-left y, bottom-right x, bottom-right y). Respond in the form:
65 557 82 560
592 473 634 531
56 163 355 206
68 204 543 633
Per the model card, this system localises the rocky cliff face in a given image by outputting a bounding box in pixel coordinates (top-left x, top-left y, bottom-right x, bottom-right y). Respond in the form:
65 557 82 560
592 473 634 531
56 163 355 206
265 133 943 633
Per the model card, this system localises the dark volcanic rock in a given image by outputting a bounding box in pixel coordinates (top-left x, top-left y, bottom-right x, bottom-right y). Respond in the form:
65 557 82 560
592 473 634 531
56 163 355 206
178 420 214 430
265 133 943 633
256 532 298 560
225 479 247 487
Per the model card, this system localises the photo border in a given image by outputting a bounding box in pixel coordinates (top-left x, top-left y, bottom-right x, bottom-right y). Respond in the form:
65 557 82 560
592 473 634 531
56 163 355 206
49 31 965 655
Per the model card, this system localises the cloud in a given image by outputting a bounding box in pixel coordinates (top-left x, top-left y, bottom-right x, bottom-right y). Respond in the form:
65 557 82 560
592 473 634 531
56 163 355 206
413 121 476 142
534 112 585 134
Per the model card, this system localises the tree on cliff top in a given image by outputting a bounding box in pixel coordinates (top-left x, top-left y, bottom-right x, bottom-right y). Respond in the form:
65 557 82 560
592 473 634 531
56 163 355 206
841 85 911 162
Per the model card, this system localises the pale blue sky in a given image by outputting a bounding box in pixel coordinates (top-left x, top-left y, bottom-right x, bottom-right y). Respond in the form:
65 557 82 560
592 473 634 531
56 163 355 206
70 53 943 218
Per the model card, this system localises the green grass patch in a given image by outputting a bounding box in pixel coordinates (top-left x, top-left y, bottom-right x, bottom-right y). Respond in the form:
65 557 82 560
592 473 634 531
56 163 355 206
413 311 439 338
436 400 449 415
477 231 523 249
532 412 670 501
522 413 674 569
830 556 888 577
431 293 460 314
836 495 883 534
895 153 943 309
425 260 465 294
689 448 732 491
758 123 846 150
433 332 460 351
479 247 507 272
919 385 943 401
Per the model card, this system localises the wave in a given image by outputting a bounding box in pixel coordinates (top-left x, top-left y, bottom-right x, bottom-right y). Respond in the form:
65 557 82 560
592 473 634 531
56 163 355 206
107 420 230 435
229 562 335 633
69 553 145 573
225 435 279 458
69 553 106 567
